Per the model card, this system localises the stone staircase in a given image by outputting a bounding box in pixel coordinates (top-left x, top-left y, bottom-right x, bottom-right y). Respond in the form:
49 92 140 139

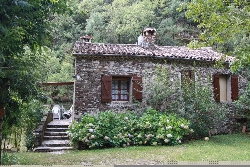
33 119 74 152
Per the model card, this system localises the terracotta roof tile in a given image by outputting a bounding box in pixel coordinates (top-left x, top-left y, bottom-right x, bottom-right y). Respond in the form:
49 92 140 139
73 41 235 63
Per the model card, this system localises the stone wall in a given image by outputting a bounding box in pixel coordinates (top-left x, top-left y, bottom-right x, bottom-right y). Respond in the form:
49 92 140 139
73 55 248 133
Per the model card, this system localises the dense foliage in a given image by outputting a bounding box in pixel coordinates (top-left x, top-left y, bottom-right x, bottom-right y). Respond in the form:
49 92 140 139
83 0 198 45
144 64 228 138
0 0 69 156
68 108 191 149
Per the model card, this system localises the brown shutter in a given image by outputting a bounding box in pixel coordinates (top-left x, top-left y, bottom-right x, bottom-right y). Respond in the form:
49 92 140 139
231 75 239 101
132 76 143 102
190 71 195 82
181 70 194 84
101 75 112 103
213 74 220 102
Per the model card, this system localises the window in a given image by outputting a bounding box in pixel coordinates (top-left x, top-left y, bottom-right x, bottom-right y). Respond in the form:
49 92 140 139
112 77 130 101
101 75 142 103
213 74 238 102
181 70 194 84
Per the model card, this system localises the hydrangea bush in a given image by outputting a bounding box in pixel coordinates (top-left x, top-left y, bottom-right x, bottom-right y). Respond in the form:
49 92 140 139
68 108 192 149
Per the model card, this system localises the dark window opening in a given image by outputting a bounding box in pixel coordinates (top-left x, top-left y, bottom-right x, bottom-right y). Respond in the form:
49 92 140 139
112 77 130 101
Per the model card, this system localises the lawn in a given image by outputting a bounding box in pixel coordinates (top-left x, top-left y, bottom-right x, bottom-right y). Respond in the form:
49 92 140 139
6 133 250 165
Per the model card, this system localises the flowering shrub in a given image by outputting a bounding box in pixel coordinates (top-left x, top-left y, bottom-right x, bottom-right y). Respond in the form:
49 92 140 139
132 108 191 146
68 108 192 149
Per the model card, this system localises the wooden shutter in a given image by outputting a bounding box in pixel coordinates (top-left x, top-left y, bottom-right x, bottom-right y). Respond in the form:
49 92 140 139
213 74 220 102
132 76 143 102
181 70 194 83
231 75 239 101
101 75 112 103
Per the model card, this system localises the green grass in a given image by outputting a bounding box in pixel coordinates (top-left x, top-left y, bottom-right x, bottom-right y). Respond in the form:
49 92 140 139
7 133 250 165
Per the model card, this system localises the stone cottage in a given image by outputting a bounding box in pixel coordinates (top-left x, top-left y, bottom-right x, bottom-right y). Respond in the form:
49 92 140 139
72 28 247 122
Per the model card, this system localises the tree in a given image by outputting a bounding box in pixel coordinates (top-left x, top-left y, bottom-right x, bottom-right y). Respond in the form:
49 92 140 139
83 0 199 45
153 0 199 45
0 0 68 163
185 0 250 71
184 0 250 120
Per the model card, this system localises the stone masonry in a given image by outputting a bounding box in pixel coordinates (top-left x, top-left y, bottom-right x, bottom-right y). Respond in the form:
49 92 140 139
73 55 247 114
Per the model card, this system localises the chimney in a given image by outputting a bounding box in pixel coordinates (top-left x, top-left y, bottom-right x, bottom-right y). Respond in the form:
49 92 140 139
142 27 156 48
80 35 93 43
137 34 144 46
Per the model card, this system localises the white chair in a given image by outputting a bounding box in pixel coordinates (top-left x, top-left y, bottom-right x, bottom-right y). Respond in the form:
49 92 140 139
52 105 61 120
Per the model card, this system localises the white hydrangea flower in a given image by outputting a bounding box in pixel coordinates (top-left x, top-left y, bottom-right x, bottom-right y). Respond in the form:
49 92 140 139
90 135 95 139
164 139 169 143
167 134 172 138
88 129 94 133
128 134 133 138
88 123 94 127
180 124 185 128
104 136 110 140
166 126 172 130
178 140 182 143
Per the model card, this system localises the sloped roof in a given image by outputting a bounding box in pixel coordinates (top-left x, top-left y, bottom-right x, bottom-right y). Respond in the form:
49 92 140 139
72 41 235 63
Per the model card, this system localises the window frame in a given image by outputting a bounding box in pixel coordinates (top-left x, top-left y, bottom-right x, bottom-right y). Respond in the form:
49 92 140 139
181 70 195 89
213 74 239 103
112 77 130 101
101 75 143 103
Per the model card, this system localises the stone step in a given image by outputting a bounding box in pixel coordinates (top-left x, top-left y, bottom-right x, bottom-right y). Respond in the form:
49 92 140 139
33 146 74 152
43 136 69 140
44 131 68 136
33 119 73 152
41 140 71 147
46 124 70 128
46 128 69 132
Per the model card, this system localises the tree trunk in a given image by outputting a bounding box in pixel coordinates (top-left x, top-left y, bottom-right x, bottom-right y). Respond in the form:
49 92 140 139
0 78 8 165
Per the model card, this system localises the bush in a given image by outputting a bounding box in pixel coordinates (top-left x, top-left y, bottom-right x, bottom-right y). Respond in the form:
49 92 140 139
68 108 191 149
132 107 191 146
180 80 228 138
144 64 228 138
